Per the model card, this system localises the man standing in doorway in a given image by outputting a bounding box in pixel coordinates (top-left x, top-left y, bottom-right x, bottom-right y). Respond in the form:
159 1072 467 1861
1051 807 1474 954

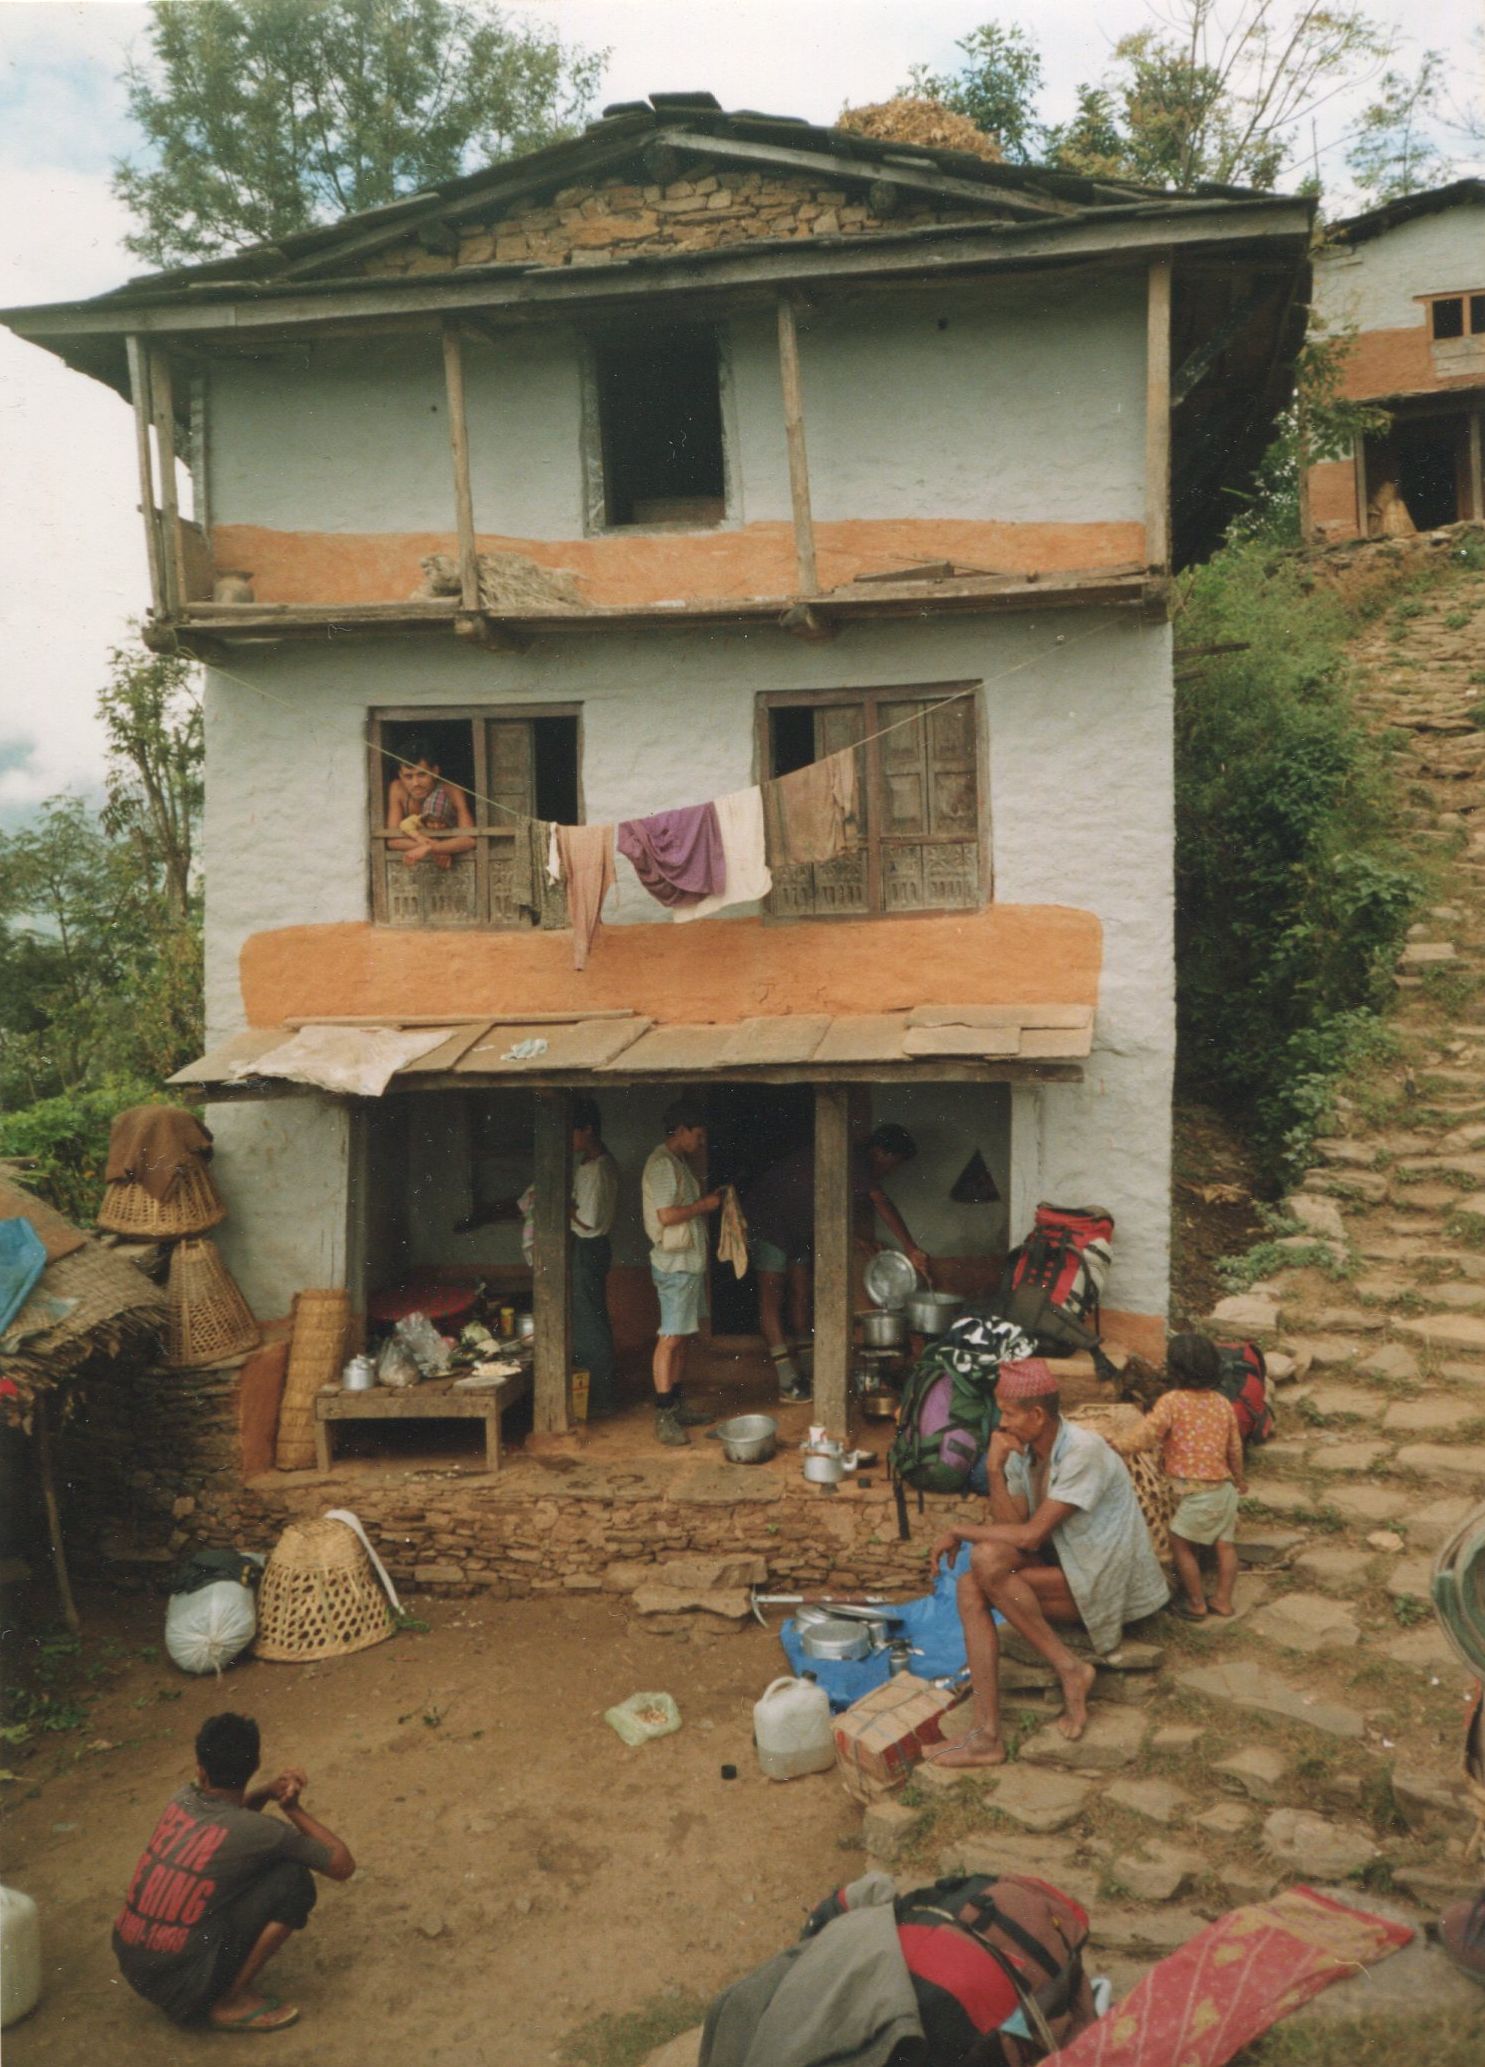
570 1096 620 1418
744 1122 928 1401
642 1097 722 1447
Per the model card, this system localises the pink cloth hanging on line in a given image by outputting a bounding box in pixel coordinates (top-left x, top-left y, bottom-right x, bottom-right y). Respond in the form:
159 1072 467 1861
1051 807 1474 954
553 823 616 970
616 803 725 909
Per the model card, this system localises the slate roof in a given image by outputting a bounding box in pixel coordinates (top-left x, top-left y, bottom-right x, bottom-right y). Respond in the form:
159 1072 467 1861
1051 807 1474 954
1328 177 1485 246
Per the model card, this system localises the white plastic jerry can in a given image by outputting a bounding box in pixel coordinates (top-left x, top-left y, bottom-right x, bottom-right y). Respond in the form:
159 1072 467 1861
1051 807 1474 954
753 1673 835 1780
1 1884 41 2029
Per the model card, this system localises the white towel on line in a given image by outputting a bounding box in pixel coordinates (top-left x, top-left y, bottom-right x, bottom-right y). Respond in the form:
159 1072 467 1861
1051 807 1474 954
672 786 772 922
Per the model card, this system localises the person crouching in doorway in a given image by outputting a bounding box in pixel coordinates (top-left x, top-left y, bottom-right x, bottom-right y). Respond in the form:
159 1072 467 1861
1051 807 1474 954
641 1097 722 1447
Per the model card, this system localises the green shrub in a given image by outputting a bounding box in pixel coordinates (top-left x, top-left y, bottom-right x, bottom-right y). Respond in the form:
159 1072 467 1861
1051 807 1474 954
0 1079 178 1225
1175 541 1419 1181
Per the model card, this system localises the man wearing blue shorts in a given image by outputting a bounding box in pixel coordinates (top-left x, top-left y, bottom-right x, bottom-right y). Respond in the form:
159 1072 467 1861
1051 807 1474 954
642 1098 722 1447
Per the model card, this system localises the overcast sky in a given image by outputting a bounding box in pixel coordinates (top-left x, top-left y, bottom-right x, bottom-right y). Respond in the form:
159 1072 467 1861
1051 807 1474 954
1 0 1480 821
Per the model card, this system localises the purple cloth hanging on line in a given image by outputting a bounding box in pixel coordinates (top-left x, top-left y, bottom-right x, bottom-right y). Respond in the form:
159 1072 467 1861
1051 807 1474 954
616 803 725 908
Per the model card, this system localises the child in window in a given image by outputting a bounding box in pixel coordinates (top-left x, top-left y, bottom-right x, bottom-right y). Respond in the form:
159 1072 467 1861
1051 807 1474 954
386 746 476 869
1112 1332 1246 1620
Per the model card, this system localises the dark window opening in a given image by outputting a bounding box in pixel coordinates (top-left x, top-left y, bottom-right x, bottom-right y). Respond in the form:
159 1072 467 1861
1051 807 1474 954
768 704 818 780
1471 294 1485 335
1432 297 1464 340
595 326 726 528
532 715 580 824
1365 416 1469 535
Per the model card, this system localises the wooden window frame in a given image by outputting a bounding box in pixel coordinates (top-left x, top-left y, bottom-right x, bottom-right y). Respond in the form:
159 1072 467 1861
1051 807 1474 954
367 703 583 930
579 320 738 537
1419 291 1485 340
754 681 990 921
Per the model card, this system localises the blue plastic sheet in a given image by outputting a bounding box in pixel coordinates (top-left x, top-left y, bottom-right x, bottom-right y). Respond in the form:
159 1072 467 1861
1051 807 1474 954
0 1218 47 1337
779 1544 978 1711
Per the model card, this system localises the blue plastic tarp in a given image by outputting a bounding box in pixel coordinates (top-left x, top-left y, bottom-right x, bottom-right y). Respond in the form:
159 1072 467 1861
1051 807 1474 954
0 1218 47 1337
779 1544 980 1711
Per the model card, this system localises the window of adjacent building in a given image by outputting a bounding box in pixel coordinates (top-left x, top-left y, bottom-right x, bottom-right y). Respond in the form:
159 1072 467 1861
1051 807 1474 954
1429 294 1485 340
592 324 727 529
757 686 986 919
368 708 579 930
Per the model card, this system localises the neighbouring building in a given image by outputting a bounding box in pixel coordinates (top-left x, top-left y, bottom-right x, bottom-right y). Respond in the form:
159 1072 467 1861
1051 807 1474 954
4 94 1312 1446
1306 178 1485 543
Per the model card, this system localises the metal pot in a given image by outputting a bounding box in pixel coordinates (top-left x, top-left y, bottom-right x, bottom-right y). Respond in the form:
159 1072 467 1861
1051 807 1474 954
860 1389 900 1420
341 1354 376 1392
514 1312 536 1342
710 1413 777 1465
857 1308 906 1350
905 1291 965 1336
803 1450 848 1486
798 1615 871 1661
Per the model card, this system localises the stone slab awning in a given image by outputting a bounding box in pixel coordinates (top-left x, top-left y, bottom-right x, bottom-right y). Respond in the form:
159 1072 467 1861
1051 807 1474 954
170 1001 1094 1099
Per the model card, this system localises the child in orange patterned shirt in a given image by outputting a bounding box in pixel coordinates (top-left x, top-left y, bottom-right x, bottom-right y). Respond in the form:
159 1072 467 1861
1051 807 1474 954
1114 1333 1246 1620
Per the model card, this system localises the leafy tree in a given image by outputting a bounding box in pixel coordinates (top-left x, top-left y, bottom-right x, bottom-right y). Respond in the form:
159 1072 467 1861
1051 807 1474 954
906 24 1045 162
98 642 202 923
1347 54 1453 202
114 0 604 268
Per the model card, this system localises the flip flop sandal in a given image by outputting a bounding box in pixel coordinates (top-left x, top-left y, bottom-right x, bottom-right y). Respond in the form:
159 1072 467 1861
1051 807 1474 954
211 2000 300 2033
1171 1600 1209 1621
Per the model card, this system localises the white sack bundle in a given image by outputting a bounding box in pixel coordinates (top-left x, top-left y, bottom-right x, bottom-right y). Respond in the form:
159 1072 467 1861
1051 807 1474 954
165 1579 257 1675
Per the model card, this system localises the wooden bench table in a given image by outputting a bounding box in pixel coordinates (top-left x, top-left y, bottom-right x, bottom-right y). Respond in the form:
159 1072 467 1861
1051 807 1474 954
313 1367 532 1474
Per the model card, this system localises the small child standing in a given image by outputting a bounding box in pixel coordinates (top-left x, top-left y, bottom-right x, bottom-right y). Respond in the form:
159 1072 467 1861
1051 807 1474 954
1115 1332 1246 1619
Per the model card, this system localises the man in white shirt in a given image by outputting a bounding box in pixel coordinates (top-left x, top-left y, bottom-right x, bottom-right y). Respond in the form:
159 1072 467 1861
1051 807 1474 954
571 1096 620 1416
641 1097 722 1446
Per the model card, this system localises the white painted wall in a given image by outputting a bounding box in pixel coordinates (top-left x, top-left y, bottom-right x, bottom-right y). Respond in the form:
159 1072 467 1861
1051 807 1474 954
207 1096 352 1317
203 604 1173 1320
205 273 1147 538
1316 202 1485 333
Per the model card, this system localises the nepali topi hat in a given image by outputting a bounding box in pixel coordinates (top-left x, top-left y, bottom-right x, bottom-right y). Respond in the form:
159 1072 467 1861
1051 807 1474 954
996 1357 1059 1401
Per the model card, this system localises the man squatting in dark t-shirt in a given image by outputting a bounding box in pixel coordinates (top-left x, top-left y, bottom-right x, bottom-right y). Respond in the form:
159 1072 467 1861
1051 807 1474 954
113 1711 355 2032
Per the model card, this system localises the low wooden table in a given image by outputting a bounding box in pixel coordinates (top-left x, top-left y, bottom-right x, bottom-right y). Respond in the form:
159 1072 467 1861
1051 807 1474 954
313 1367 532 1474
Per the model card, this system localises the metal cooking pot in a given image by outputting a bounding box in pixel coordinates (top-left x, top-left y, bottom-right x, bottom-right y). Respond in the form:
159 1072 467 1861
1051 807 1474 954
798 1615 871 1661
857 1308 906 1350
860 1389 900 1420
709 1413 777 1465
514 1312 536 1342
341 1354 376 1392
905 1290 966 1336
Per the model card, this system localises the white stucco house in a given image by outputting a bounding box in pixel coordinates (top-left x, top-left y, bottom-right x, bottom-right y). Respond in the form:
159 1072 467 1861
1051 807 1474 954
4 95 1312 1433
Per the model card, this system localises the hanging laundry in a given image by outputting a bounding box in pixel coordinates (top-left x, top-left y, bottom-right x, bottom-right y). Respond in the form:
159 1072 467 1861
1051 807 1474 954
767 747 859 865
554 823 616 970
616 802 725 909
717 1184 749 1282
672 787 773 923
512 816 551 922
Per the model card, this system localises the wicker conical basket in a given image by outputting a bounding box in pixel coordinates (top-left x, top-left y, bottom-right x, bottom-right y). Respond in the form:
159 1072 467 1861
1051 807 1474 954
276 1289 350 1470
255 1516 396 1661
1068 1401 1174 1566
166 1237 260 1368
98 1158 226 1236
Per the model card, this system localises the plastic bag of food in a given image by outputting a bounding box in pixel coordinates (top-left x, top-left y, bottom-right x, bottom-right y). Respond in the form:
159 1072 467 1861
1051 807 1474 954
394 1311 451 1375
376 1336 421 1389
603 1692 682 1746
165 1579 257 1675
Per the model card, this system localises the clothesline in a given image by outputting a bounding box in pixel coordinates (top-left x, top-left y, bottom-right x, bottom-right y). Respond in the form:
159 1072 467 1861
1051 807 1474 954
207 614 1116 832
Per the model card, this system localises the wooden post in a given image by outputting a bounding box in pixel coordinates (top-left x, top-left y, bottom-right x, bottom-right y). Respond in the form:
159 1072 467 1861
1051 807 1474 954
776 294 819 596
1469 405 1484 523
149 346 189 614
812 1084 851 1438
1354 429 1370 540
441 321 482 612
35 1398 80 1635
1144 257 1173 573
532 1090 572 1434
126 335 166 620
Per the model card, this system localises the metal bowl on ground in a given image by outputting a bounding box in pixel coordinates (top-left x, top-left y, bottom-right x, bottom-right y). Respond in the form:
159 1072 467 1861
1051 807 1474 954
710 1413 777 1465
905 1291 966 1336
863 1249 921 1311
856 1307 906 1350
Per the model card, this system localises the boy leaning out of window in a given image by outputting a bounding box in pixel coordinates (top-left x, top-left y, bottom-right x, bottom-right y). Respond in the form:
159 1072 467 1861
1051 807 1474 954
386 744 476 869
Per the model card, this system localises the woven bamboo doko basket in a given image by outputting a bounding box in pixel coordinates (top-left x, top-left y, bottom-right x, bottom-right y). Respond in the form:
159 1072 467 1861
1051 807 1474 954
98 1157 226 1237
255 1517 395 1662
275 1289 350 1470
1068 1401 1175 1567
166 1237 260 1368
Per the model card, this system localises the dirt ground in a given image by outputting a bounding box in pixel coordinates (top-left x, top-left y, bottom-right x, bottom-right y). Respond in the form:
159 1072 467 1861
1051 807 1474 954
1 1587 859 2066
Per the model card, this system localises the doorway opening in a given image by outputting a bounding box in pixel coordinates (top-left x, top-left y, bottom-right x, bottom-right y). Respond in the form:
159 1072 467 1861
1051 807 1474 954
704 1085 813 1337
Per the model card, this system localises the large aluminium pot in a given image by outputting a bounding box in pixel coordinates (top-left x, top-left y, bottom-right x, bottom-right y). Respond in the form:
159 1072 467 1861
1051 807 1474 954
797 1614 872 1662
710 1413 778 1465
905 1291 966 1337
857 1308 906 1350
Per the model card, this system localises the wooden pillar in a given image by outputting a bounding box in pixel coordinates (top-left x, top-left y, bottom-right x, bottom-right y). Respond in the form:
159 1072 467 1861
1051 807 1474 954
1354 430 1370 540
441 321 482 611
1469 406 1484 523
532 1090 573 1433
149 345 189 614
776 294 819 596
812 1084 851 1437
125 335 166 620
1144 256 1173 573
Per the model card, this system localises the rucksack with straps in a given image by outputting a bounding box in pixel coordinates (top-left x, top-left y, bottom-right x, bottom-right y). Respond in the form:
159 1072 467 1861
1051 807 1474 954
1215 1339 1274 1445
1001 1204 1114 1356
805 1871 1096 2066
887 1317 1034 1498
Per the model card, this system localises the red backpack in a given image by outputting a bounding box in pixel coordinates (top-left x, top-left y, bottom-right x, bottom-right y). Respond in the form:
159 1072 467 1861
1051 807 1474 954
1216 1340 1274 1444
1003 1205 1115 1354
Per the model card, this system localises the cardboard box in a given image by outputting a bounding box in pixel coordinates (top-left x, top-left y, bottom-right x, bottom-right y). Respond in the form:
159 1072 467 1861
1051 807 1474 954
833 1673 970 1802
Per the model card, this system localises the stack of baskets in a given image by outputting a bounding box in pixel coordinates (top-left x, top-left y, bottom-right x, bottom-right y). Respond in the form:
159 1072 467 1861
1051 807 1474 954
255 1515 395 1661
276 1290 350 1470
98 1110 259 1369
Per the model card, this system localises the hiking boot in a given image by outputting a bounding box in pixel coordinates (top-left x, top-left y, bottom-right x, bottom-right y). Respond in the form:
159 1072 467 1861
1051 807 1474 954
671 1397 713 1426
655 1404 690 1447
778 1379 812 1403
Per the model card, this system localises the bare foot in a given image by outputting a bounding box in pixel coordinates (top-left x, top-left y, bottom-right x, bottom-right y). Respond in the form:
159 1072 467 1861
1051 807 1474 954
208 1994 299 2032
1056 1659 1097 1741
929 1726 1007 1768
1210 1602 1234 1617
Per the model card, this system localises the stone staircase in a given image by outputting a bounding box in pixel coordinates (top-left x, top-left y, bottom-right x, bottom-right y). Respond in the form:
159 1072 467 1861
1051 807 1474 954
864 534 1485 2016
